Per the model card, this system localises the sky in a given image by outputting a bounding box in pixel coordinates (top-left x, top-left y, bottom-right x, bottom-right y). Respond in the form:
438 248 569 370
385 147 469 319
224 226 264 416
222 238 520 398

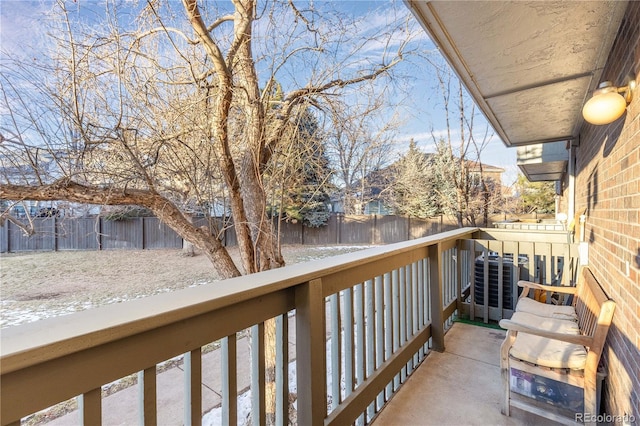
0 0 519 186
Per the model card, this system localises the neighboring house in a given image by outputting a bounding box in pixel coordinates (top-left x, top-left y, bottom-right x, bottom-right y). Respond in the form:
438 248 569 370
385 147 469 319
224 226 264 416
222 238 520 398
349 155 504 216
466 160 505 185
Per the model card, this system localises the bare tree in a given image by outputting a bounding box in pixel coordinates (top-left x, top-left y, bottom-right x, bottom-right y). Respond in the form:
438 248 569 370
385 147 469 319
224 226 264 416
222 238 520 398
325 84 402 214
427 61 496 227
0 0 415 420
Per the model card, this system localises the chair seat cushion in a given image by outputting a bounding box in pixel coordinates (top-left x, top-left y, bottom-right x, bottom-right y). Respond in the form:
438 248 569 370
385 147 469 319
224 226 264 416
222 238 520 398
508 312 587 369
516 297 578 321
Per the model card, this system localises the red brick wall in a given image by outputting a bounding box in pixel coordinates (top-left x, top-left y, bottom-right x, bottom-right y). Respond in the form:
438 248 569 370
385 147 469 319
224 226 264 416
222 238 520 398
570 1 640 420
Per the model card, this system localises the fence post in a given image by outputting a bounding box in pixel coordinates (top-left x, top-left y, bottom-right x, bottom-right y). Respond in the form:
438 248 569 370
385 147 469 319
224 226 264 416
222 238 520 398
1 222 8 253
99 218 103 250
223 217 227 247
53 217 58 251
372 214 377 245
295 278 326 426
428 242 445 352
139 217 145 250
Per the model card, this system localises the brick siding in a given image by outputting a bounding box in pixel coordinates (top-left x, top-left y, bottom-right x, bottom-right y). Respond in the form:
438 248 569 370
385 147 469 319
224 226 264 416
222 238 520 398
568 1 640 420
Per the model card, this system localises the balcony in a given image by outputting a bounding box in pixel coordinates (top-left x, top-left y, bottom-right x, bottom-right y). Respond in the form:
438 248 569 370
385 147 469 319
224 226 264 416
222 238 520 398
1 227 578 425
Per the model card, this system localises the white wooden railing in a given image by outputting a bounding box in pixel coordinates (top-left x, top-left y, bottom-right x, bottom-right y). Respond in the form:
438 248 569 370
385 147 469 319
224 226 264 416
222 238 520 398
0 227 577 425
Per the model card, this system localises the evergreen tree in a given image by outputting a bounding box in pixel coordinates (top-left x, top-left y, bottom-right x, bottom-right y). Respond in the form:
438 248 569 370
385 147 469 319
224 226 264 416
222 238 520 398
268 109 333 227
431 138 460 219
391 140 440 218
516 174 556 214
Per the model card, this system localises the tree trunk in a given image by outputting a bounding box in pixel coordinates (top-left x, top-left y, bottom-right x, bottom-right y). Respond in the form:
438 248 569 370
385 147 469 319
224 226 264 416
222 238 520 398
182 215 196 257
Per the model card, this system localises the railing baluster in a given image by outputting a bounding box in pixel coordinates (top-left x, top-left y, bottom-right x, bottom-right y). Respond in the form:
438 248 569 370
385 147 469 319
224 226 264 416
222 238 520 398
470 241 477 321
541 243 553 303
222 335 237 426
251 323 265 426
482 243 490 323
365 279 375 421
343 287 354 399
443 250 450 310
488 240 504 320
399 266 407 382
450 247 457 326
383 272 393 400
374 275 385 410
425 257 431 322
417 258 425 360
138 366 157 426
504 241 519 311
391 268 400 391
405 264 414 372
411 261 419 365
354 282 365 426
275 314 289 426
354 283 365 388
520 241 535 282
184 348 202 426
329 293 341 410
456 242 463 316
81 387 101 425
562 242 572 285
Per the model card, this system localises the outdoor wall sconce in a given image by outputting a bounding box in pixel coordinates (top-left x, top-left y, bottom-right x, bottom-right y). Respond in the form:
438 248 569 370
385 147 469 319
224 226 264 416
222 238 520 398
582 75 636 125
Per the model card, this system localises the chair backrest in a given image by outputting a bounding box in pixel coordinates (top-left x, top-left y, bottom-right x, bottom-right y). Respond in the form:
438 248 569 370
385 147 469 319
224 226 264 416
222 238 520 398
575 267 614 338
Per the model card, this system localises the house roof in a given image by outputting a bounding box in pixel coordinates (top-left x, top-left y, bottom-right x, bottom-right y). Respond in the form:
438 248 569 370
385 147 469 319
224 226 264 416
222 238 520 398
405 0 629 180
466 161 504 174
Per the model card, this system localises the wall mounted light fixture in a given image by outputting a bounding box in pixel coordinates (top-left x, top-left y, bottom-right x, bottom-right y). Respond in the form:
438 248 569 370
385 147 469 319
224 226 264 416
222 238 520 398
582 75 636 125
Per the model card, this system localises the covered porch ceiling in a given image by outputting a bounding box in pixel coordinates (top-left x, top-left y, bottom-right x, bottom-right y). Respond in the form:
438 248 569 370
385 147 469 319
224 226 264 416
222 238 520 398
405 1 628 181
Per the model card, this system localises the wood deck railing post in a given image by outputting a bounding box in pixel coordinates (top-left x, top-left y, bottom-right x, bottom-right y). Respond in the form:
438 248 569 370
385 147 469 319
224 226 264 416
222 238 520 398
139 366 157 426
80 388 101 425
222 335 237 426
428 243 445 352
184 349 202 426
251 323 266 426
295 278 326 426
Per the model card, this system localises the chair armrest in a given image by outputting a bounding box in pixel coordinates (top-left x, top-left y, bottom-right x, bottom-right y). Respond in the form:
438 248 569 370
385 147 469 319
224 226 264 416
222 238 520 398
517 280 577 294
499 319 592 347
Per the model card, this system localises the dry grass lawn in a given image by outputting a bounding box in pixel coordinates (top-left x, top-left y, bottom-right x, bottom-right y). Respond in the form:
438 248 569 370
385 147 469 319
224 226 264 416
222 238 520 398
1 245 368 328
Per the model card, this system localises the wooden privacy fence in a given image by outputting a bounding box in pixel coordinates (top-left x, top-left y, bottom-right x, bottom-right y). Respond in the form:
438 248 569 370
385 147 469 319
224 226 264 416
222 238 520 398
0 214 457 252
0 217 183 252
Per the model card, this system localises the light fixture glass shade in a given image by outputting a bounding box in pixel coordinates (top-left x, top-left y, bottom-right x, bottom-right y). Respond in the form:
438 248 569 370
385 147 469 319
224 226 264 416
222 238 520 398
582 84 627 125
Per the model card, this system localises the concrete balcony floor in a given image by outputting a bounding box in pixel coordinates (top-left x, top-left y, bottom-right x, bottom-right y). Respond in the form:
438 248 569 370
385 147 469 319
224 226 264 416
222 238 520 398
373 322 560 426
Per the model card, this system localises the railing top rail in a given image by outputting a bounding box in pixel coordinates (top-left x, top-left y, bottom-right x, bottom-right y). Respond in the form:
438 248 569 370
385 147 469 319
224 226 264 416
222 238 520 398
473 228 572 243
1 227 478 374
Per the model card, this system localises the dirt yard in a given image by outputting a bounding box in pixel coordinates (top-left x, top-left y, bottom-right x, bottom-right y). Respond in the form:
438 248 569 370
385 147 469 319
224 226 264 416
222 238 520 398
1 245 369 328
